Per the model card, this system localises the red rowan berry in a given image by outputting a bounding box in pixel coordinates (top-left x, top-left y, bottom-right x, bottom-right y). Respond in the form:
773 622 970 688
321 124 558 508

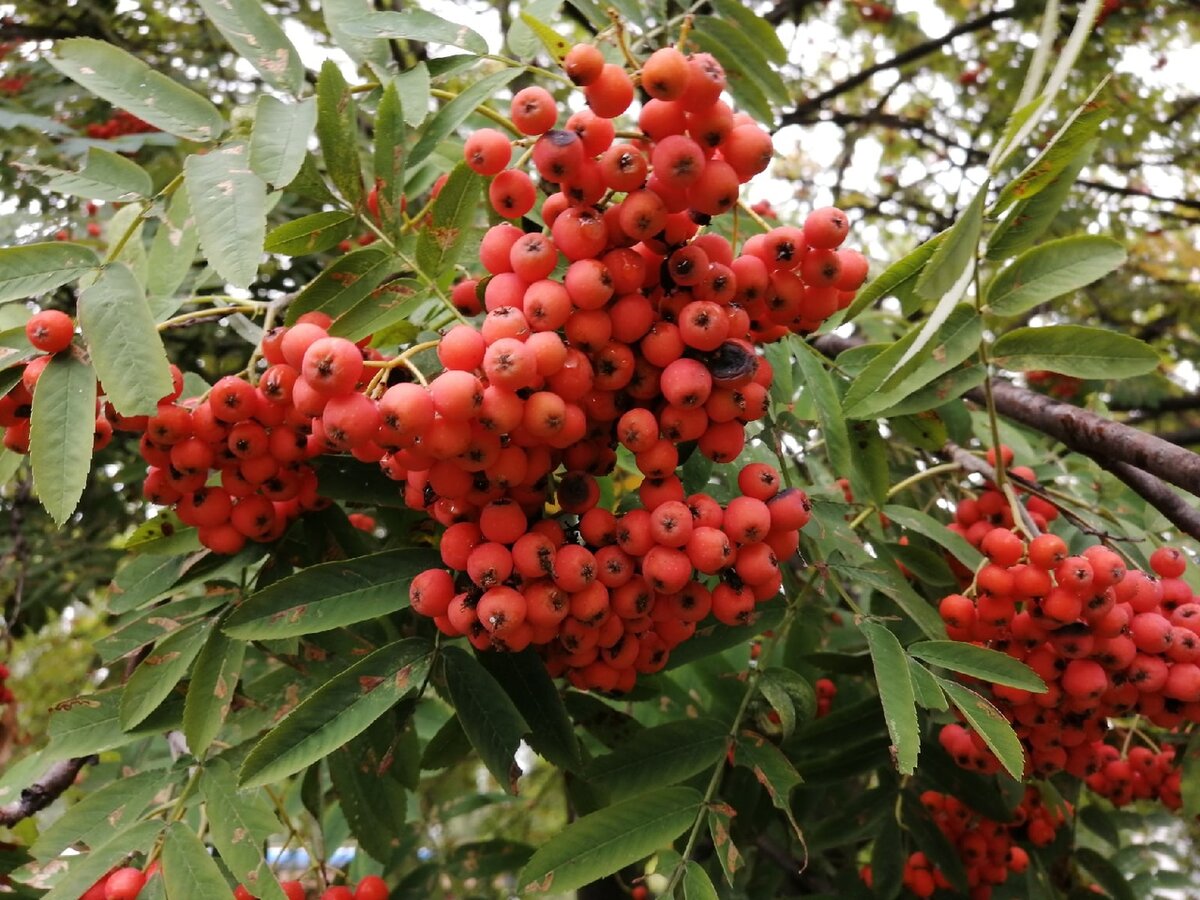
25 309 74 353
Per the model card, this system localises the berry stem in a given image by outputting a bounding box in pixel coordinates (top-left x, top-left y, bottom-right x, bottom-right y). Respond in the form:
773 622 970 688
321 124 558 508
606 8 642 71
103 172 184 265
736 198 772 233
429 88 520 135
156 304 261 331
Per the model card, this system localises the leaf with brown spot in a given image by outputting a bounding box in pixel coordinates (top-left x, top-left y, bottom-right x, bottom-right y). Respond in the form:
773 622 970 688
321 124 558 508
239 638 433 787
184 617 247 757
120 618 213 731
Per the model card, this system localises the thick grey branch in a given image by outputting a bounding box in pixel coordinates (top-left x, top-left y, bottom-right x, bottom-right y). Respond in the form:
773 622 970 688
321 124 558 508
0 755 96 827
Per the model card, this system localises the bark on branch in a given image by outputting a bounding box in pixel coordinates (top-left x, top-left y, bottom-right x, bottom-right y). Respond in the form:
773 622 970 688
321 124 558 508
0 755 96 827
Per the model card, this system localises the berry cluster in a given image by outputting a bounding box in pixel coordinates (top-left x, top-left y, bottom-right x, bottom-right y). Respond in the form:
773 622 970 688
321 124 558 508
815 676 836 717
81 864 388 899
84 109 158 140
1084 743 1182 809
1 310 100 455
1025 369 1085 401
7 41 866 693
0 662 13 708
935 451 1200 784
891 789 1063 899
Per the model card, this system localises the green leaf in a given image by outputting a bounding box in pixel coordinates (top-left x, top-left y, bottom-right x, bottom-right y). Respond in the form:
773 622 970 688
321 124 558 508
78 262 173 416
986 235 1126 317
239 637 433 787
324 0 391 68
184 620 247 756
0 242 100 305
107 553 187 615
882 506 984 570
410 68 522 164
828 562 945 640
197 0 305 94
317 60 364 207
909 641 1047 693
46 147 153 201
223 548 439 639
440 646 529 795
994 79 1111 213
285 245 396 324
708 805 743 886
264 211 358 256
162 821 234 899
514 8 571 63
328 727 408 862
871 812 905 899
915 182 987 302
1181 729 1200 819
146 190 199 315
373 82 407 241
28 819 164 900
733 730 804 815
390 63 432 127
341 10 488 54
936 677 1025 779
329 277 428 342
758 668 817 739
29 769 166 859
185 142 268 289
518 786 702 894
842 304 982 419
1075 847 1137 900
583 718 726 803
683 860 720 900
860 621 919 774
48 38 225 142
120 617 213 729
841 236 941 322
849 421 888 508
710 0 788 64
250 96 318 189
992 325 1159 379
479 649 581 771
908 659 948 711
29 355 97 526
45 689 178 759
987 139 1097 259
415 161 484 278
200 761 288 900
794 338 852 478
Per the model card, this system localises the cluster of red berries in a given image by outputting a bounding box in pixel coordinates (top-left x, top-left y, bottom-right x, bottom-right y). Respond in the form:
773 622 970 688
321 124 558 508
84 109 158 140
1 310 98 455
871 789 1065 899
80 863 388 899
1025 369 1085 401
1084 743 1182 809
459 44 867 338
11 41 865 693
935 451 1200 785
0 662 13 707
815 676 836 717
379 43 867 689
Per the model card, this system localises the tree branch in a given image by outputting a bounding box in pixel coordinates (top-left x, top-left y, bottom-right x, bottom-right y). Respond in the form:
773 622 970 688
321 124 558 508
0 755 96 827
810 334 1200 540
967 381 1200 498
779 8 1017 126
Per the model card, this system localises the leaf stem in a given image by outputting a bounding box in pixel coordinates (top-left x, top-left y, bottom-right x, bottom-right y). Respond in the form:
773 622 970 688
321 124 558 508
429 87 520 135
104 172 184 265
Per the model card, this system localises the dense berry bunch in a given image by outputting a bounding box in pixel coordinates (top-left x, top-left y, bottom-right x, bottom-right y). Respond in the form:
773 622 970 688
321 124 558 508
84 109 158 140
6 41 866 693
80 864 388 898
934 451 1200 788
880 789 1064 899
